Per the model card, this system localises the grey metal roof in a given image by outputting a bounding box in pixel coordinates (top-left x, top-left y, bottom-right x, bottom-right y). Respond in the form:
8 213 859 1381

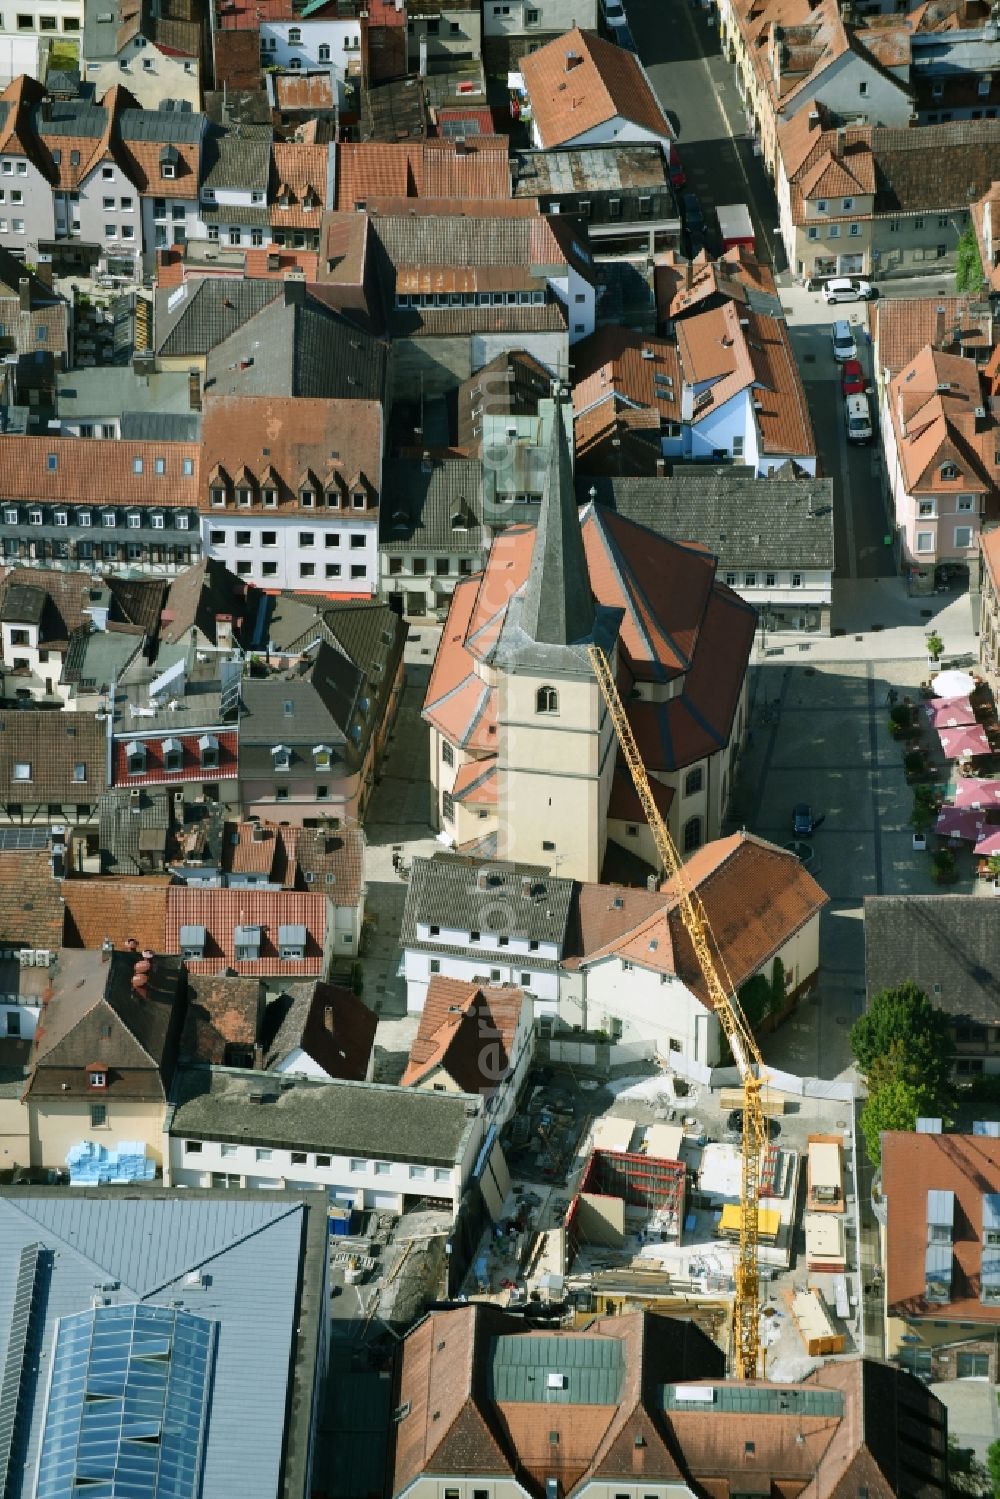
864 895 1000 1024
580 470 836 571
55 366 197 424
120 411 201 442
204 291 387 402
488 1333 624 1404
201 123 272 193
168 1065 479 1164
400 854 575 949
660 1383 844 1417
31 100 105 138
380 458 486 554
0 1188 327 1499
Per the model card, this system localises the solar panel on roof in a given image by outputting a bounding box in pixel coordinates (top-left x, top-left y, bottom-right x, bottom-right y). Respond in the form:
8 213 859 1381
440 117 482 137
0 826 49 851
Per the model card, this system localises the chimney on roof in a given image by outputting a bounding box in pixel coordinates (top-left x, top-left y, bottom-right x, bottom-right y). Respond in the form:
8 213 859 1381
40 97 51 122
251 823 265 842
18 276 30 313
655 458 665 477
934 304 947 349
324 1004 334 1033
454 138 469 155
565 48 582 70
188 367 201 412
833 127 845 159
284 278 306 307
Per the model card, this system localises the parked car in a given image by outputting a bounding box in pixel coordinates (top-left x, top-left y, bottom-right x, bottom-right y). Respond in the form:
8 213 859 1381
822 277 875 304
840 358 865 396
830 320 857 362
793 802 822 835
845 391 873 444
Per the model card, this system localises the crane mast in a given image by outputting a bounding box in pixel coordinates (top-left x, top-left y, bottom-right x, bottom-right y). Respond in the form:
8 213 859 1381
587 644 765 1379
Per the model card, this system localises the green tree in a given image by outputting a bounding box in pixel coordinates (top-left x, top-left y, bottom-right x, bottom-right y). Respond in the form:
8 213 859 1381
850 980 956 1107
861 1078 935 1168
955 224 984 295
986 1437 1000 1498
948 1436 990 1498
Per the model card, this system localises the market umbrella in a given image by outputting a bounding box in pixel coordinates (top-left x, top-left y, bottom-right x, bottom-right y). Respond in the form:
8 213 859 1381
952 778 1000 810
924 695 977 729
935 806 989 841
932 669 977 698
975 829 1000 856
937 723 992 759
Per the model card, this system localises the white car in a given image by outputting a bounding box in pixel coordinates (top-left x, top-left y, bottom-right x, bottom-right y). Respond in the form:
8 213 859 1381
601 0 626 22
831 320 857 362
822 277 875 304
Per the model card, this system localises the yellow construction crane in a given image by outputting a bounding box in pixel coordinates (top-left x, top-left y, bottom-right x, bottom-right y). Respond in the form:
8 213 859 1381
588 644 766 1379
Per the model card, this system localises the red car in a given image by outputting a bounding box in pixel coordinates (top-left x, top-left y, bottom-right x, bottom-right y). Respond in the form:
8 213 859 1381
669 151 686 190
840 358 865 396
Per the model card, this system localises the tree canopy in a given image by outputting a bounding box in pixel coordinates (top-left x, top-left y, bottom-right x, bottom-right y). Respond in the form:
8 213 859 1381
860 1078 936 1168
955 224 984 295
851 980 955 1108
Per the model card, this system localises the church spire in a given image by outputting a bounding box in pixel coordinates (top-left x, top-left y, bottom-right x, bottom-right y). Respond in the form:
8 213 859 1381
520 403 595 646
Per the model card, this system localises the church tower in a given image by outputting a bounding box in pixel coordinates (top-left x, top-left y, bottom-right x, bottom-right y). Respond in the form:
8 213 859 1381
495 403 621 882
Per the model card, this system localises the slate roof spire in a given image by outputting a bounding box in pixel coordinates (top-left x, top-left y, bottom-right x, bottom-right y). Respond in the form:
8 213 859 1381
520 400 595 646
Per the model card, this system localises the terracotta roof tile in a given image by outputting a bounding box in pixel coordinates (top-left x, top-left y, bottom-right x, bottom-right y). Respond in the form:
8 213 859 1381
882 1130 1000 1323
400 976 527 1092
451 756 497 806
294 824 365 905
874 295 995 381
521 28 673 149
62 876 170 953
888 345 999 496
270 142 329 228
181 972 262 1063
335 139 510 210
0 434 200 505
274 73 335 111
113 730 238 787
0 709 107 801
165 885 328 975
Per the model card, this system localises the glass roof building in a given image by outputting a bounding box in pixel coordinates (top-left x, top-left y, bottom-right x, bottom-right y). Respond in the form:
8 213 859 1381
36 1305 216 1499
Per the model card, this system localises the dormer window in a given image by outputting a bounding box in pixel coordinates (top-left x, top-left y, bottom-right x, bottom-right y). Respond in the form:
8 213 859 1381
88 1069 107 1089
237 487 252 508
159 145 179 180
352 490 366 510
278 923 306 960
126 743 147 776
941 463 958 480
272 744 290 772
234 924 261 961
263 488 278 507
300 488 315 508
179 923 206 960
210 487 225 507
313 744 332 769
162 736 183 773
199 732 219 769
326 487 341 509
451 510 469 531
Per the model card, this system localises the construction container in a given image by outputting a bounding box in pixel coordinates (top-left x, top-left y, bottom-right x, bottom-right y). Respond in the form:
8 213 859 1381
792 1287 845 1356
807 1134 844 1213
328 1205 357 1237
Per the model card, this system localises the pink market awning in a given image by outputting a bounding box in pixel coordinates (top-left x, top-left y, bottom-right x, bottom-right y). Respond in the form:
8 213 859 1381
937 723 992 760
935 805 989 841
951 777 1000 810
924 695 977 729
975 829 1000 856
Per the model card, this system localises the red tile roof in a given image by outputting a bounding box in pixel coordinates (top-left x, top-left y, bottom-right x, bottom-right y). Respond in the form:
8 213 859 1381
882 1130 1000 1324
165 886 329 975
0 434 200 504
62 877 171 953
112 731 238 787
451 756 497 806
401 976 528 1094
270 142 329 228
335 138 511 210
425 506 756 772
521 28 673 149
888 346 999 496
581 832 828 1006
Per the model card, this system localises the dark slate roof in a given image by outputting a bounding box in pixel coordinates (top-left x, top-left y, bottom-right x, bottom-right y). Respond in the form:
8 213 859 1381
105 575 168 635
155 278 281 359
98 787 172 876
168 1064 478 1164
581 470 836 571
201 122 272 193
0 582 45 624
872 120 1000 215
521 411 595 648
121 108 204 144
160 557 249 647
864 894 1000 1024
203 288 386 402
260 980 376 1081
120 411 201 442
400 854 575 954
238 640 364 779
380 458 486 554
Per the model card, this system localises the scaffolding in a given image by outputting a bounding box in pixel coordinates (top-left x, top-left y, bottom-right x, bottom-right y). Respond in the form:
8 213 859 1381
566 1149 686 1266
